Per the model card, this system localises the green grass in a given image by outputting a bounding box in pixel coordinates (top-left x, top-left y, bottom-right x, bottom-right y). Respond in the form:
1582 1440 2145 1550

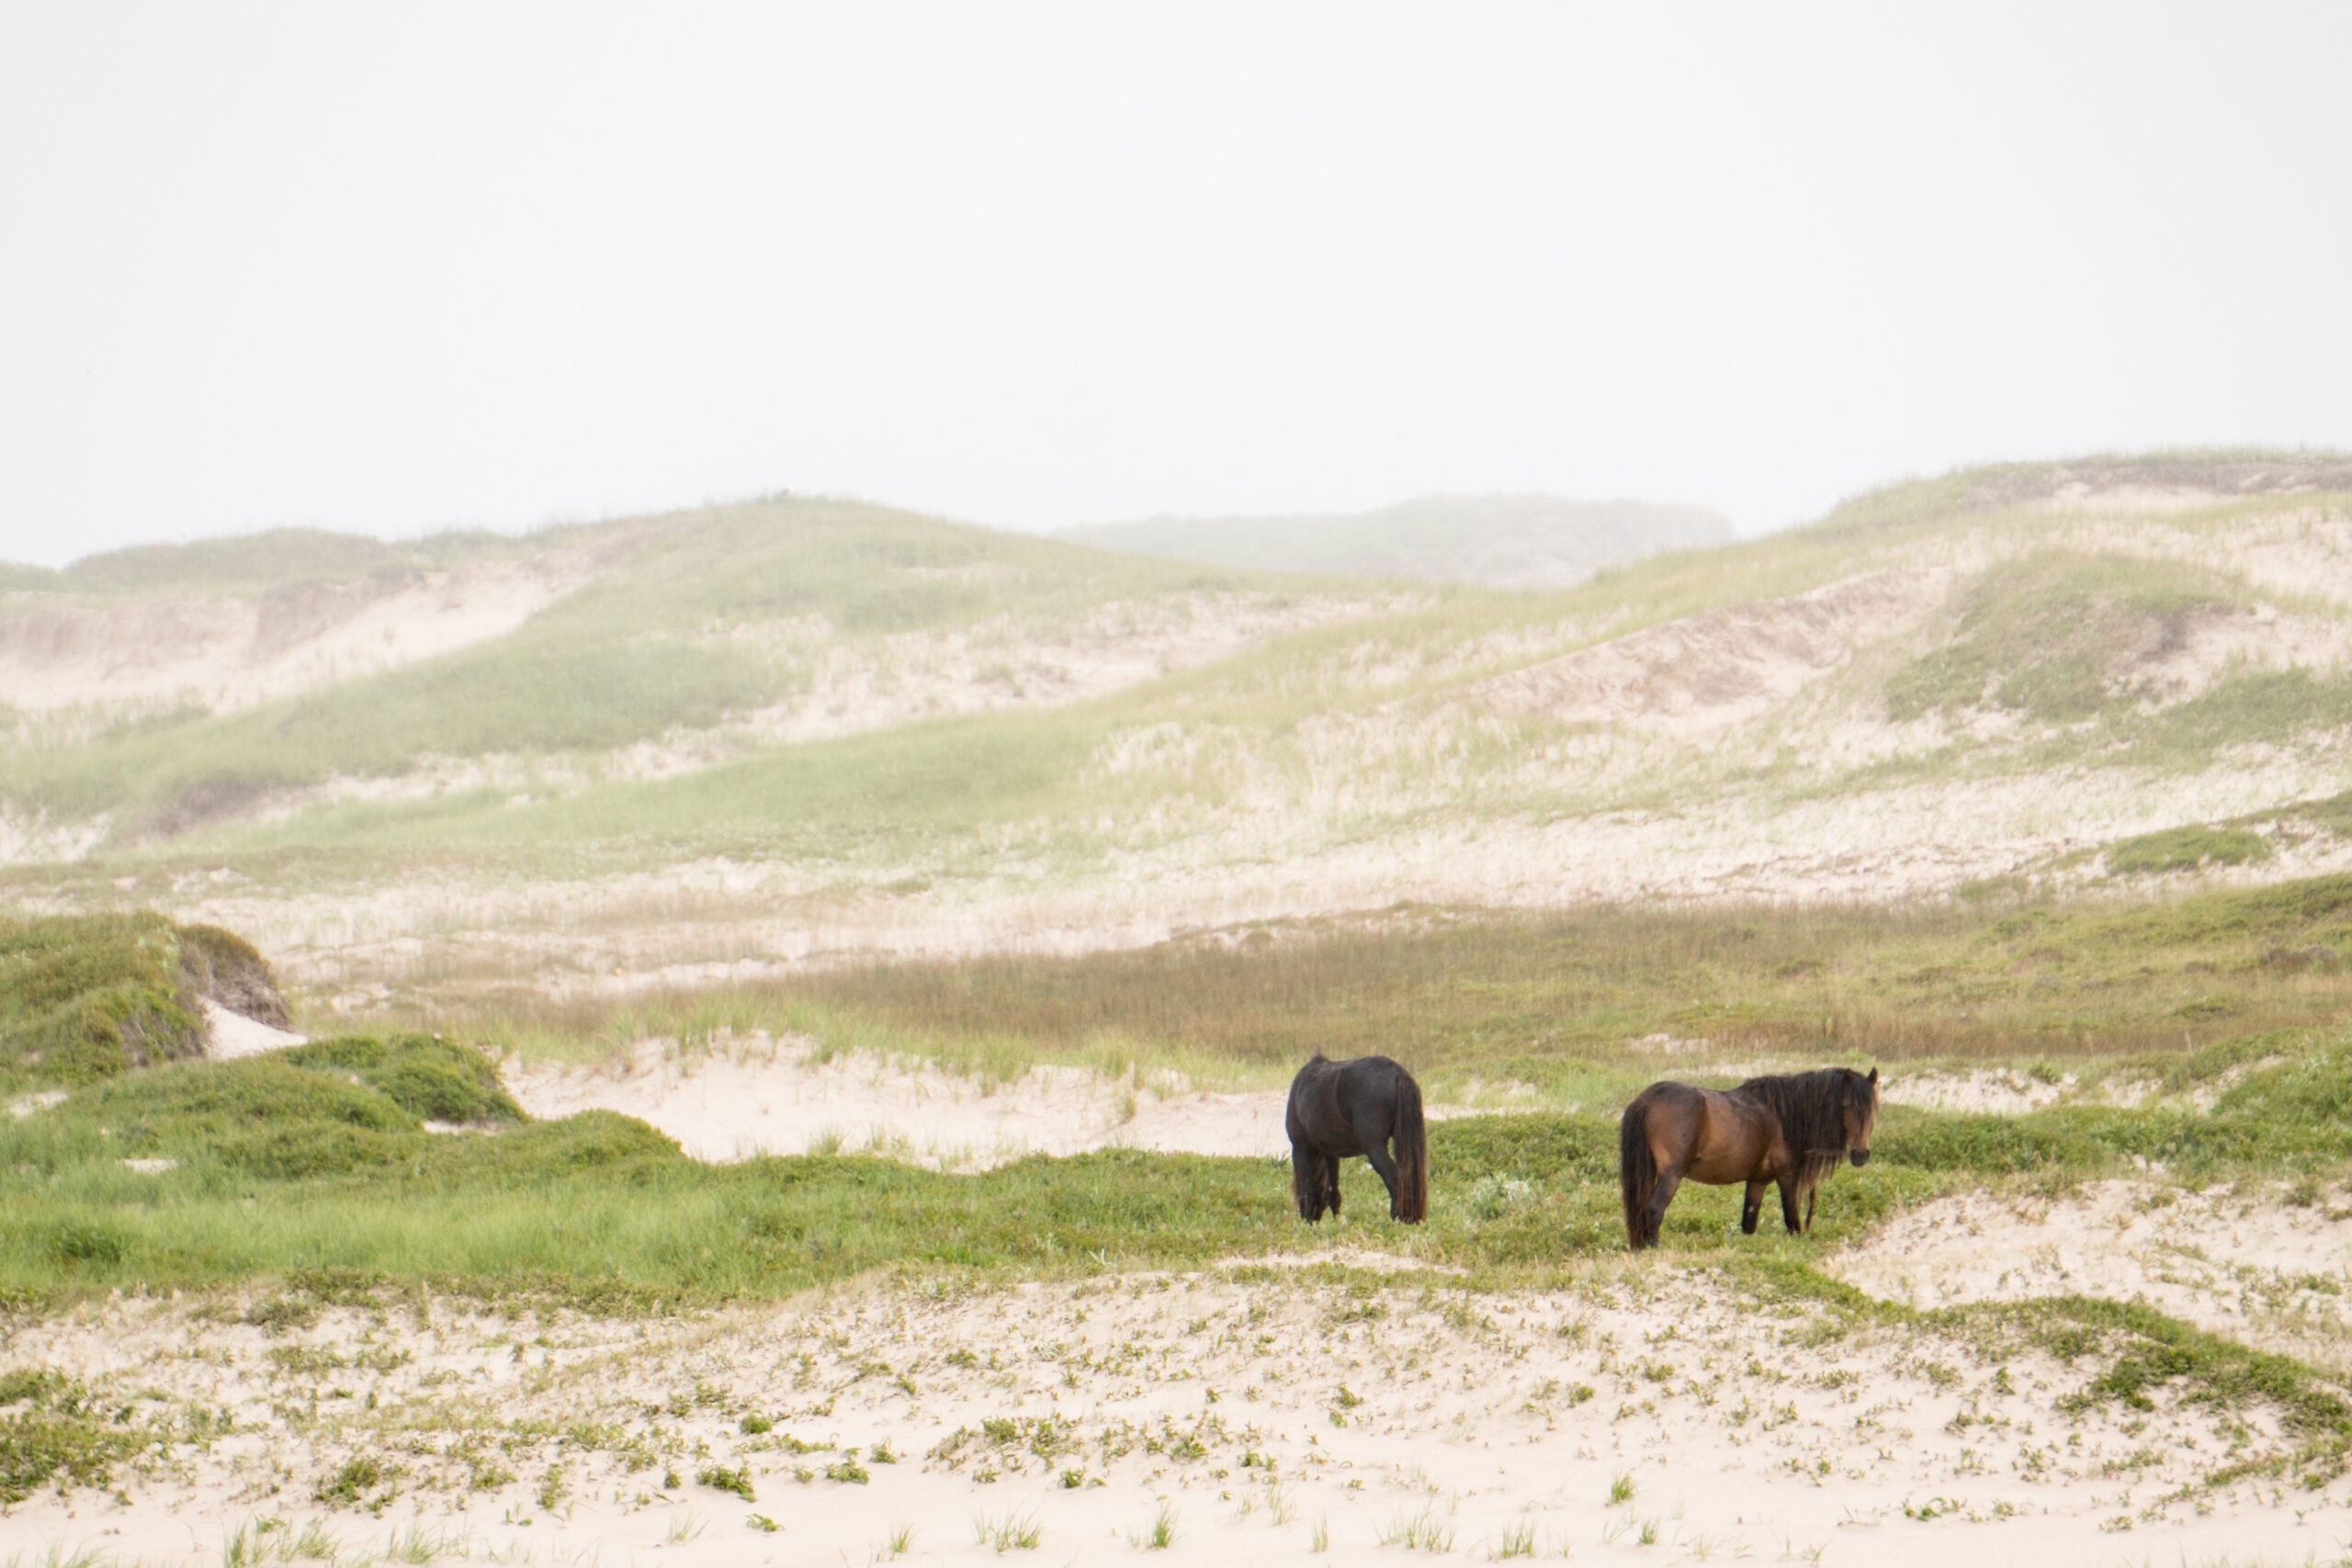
18 872 2352 1307
0 1368 153 1505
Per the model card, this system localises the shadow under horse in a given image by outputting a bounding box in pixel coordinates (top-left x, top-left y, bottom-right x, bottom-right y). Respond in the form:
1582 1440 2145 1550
1618 1066 1877 1249
1285 1054 1429 1224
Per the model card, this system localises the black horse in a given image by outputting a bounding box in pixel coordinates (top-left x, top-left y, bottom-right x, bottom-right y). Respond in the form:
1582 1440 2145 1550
1284 1054 1429 1224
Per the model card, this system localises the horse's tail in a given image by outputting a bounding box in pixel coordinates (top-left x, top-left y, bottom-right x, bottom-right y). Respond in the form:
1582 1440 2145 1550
1620 1096 1659 1250
1289 1143 1319 1220
1392 1070 1429 1224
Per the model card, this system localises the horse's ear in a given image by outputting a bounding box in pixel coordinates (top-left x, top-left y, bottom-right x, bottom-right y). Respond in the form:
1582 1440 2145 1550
1868 1066 1879 1086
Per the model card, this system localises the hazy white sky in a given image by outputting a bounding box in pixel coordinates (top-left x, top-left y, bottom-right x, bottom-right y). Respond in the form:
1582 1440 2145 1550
3 2 2349 568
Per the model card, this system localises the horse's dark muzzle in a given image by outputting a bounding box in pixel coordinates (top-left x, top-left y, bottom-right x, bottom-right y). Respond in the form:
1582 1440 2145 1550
1849 1148 1871 1168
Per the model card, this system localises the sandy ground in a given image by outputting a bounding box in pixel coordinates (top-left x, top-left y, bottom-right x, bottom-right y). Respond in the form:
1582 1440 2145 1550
12 1261 2352 1568
0 552 607 719
505 1035 1475 1168
1834 1179 2352 1375
201 998 310 1060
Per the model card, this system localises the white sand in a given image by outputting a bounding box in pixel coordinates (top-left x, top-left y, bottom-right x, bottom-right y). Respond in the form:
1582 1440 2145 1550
7 1265 2346 1567
1879 1068 2072 1115
201 998 309 1060
1834 1179 2352 1372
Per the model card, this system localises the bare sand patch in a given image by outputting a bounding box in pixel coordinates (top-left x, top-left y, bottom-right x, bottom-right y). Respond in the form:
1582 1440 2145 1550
503 1034 1472 1168
6 1267 2344 1566
1880 1068 2071 1115
2124 602 2352 705
1833 1179 2352 1371
200 998 310 1060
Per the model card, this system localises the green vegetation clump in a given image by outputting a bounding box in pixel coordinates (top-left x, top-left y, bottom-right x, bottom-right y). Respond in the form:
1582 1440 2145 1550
1886 553 2224 723
697 1463 755 1501
0 911 299 1091
0 912 205 1089
2108 823 2275 876
285 1033 523 1124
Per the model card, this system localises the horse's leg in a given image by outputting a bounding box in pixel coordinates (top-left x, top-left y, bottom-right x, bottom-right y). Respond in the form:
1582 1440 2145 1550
1740 1179 1765 1235
1778 1179 1803 1234
1292 1144 1325 1223
1803 1185 1818 1234
1363 1144 1404 1219
1644 1165 1683 1241
1350 1103 1406 1219
1323 1155 1343 1218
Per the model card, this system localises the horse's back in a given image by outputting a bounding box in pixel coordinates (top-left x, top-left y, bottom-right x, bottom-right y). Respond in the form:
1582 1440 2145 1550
1288 1054 1408 1152
1629 1078 1774 1184
1625 1077 1706 1122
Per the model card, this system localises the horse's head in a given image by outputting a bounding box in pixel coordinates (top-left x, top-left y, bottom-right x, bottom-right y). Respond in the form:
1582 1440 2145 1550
1843 1066 1879 1167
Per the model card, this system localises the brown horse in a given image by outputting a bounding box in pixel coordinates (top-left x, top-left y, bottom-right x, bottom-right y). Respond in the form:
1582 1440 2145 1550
1285 1054 1429 1223
1618 1066 1877 1249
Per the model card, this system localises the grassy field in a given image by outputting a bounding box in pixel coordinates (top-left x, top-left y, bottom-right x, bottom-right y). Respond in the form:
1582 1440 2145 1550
16 873 2352 1307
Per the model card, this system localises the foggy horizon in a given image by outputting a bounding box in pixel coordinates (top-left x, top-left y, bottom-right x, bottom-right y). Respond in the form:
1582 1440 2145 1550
6 2 2350 570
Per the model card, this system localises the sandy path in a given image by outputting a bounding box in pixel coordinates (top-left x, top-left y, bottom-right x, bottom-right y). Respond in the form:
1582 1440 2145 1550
6 1263 2344 1566
505 1036 1473 1168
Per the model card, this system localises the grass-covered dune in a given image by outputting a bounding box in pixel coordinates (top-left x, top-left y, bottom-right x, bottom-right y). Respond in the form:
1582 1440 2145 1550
0 496 1315 839
0 910 285 1090
8 452 2352 1011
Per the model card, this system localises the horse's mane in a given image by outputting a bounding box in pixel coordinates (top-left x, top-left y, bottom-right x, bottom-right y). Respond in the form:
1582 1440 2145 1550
1735 1069 1861 1187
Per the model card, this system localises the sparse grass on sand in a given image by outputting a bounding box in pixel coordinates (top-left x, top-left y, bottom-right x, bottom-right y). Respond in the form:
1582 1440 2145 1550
441 870 2352 1092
